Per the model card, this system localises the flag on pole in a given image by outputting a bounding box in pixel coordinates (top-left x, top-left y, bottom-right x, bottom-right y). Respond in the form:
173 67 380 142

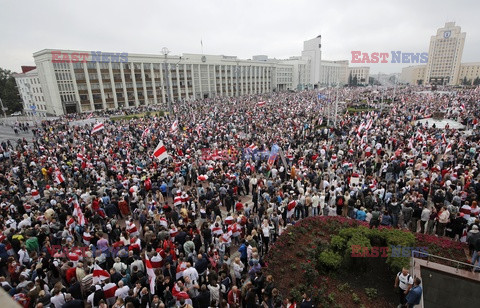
170 120 178 133
86 112 93 119
93 264 110 284
141 127 150 139
91 122 104 134
153 140 168 161
73 200 86 226
445 142 452 154
54 168 65 184
145 254 156 294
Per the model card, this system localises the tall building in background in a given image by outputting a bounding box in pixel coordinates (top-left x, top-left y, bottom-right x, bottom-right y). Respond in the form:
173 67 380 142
425 22 466 85
301 35 322 84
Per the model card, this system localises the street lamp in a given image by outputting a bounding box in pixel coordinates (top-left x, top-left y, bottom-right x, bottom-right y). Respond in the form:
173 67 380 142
161 47 173 115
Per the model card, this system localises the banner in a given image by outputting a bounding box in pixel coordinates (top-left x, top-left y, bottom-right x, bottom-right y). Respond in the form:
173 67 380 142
267 144 280 168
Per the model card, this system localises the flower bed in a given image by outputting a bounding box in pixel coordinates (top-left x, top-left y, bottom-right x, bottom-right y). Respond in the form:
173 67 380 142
264 216 468 307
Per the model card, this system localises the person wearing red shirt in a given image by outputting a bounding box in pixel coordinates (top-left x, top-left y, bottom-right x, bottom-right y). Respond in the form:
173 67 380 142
227 286 241 308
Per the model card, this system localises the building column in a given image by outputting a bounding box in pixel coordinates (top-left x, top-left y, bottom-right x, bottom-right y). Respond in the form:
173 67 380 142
191 64 196 100
168 64 174 104
95 63 107 110
131 64 139 107
207 64 212 98
150 64 158 105
119 63 128 108
176 64 181 101
183 64 189 100
231 65 235 96
83 62 95 111
159 63 166 105
198 64 203 98
108 63 118 109
68 62 83 112
140 64 148 105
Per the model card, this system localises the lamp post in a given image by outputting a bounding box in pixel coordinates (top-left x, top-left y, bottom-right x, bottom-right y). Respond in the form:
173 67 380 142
161 47 173 115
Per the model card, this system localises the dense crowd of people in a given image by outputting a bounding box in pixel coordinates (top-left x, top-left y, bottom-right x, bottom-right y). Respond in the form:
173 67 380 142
0 85 480 308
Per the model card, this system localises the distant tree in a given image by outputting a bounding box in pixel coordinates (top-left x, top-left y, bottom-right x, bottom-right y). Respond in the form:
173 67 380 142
0 68 22 114
348 73 353 86
352 76 358 86
474 77 480 86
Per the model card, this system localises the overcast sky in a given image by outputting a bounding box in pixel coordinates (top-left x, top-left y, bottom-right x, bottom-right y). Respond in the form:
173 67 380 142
1 0 478 74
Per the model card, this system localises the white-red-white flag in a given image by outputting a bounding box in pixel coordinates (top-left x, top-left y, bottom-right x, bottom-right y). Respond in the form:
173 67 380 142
170 120 178 133
73 201 86 226
86 112 93 119
54 168 65 184
145 254 156 294
445 142 452 154
93 264 110 284
91 122 104 134
142 127 150 139
153 140 168 161
257 101 266 107
76 153 84 161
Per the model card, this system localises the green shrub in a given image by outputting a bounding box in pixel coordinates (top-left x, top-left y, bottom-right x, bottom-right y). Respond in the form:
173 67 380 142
331 235 346 252
364 288 378 299
337 283 350 292
352 293 361 304
328 292 335 302
318 250 342 270
346 233 371 256
339 226 369 240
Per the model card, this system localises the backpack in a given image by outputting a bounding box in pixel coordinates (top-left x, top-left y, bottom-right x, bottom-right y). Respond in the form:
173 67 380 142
337 197 344 206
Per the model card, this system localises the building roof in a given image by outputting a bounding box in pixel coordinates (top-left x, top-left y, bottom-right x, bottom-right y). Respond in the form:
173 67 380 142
21 66 36 73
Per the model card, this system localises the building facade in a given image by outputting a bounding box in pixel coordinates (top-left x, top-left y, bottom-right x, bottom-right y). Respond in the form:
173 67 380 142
458 62 480 85
32 49 289 115
13 67 48 117
348 67 370 85
319 60 349 86
400 65 427 85
425 22 466 85
278 57 310 90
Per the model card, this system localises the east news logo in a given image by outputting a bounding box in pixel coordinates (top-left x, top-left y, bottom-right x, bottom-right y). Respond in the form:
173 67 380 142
351 51 428 64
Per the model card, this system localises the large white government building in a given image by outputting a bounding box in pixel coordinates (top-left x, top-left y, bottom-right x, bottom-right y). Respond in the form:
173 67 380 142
32 49 291 115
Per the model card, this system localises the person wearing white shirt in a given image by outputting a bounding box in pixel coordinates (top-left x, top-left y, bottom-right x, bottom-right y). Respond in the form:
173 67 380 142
183 263 199 283
311 192 320 216
5 216 16 229
50 289 66 308
114 281 130 299
18 246 31 266
17 215 31 230
319 193 326 215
